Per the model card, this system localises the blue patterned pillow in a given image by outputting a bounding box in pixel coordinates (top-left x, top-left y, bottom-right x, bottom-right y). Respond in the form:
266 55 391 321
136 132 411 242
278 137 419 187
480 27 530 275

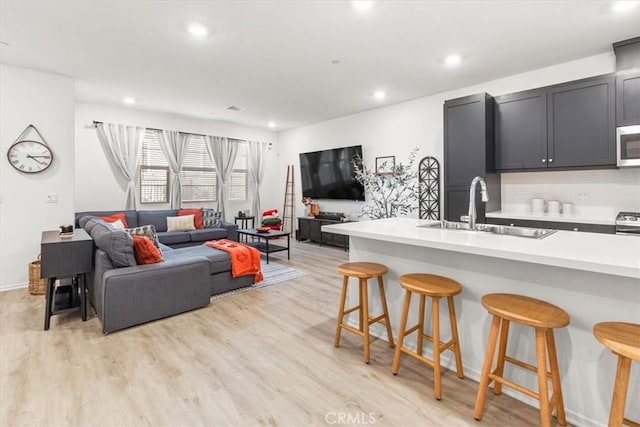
125 224 160 248
203 209 222 228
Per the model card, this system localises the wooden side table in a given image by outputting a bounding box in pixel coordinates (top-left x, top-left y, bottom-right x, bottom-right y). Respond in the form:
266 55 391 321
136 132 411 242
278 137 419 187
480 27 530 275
41 229 94 330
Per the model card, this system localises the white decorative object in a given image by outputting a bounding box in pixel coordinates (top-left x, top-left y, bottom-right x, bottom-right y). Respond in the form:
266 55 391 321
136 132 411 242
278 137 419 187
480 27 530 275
531 198 545 214
548 200 560 215
167 214 196 232
562 202 573 216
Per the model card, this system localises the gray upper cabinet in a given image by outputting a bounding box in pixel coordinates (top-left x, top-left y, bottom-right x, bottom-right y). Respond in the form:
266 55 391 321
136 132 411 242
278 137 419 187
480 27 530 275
495 74 616 172
443 93 500 221
617 69 640 126
547 74 616 168
495 89 547 170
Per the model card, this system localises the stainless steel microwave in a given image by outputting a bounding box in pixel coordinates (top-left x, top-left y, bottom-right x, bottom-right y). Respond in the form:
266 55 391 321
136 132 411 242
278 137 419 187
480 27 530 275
617 125 640 167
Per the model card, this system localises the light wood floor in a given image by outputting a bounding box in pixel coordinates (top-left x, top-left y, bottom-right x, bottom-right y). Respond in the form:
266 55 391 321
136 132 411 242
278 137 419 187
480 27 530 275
1 240 560 426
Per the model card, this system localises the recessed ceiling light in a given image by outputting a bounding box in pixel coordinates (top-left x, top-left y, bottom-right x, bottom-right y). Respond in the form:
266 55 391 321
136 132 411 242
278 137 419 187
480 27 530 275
187 23 208 37
372 90 386 100
613 0 638 12
122 97 136 105
268 121 277 129
352 1 375 11
444 54 462 67
0 41 9 47
331 59 341 65
226 105 245 112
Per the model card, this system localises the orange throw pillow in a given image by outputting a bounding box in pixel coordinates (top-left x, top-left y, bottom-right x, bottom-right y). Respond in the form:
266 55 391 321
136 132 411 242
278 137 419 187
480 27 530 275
131 235 163 265
178 208 204 229
102 212 129 228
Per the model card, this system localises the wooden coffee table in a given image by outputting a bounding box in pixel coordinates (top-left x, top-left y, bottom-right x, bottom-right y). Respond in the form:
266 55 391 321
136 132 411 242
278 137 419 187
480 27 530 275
237 229 290 264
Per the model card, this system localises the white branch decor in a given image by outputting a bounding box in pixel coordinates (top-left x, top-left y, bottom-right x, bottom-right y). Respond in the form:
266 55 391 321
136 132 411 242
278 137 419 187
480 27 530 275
352 148 420 219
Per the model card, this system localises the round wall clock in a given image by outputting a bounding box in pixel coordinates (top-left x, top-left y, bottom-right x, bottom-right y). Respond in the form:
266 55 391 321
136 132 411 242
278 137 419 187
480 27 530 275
7 140 54 173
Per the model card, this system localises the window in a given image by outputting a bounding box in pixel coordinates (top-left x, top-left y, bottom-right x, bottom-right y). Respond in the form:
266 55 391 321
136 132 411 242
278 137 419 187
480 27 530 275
140 131 169 204
181 135 217 202
229 141 248 201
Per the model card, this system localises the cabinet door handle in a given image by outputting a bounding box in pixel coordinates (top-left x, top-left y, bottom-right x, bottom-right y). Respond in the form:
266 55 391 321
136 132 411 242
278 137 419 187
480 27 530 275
572 227 579 231
549 158 554 163
541 159 546 163
509 223 515 227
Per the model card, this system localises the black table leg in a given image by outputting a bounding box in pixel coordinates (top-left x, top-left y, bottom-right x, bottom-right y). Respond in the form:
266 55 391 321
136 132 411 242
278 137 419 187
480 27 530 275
44 277 56 331
287 234 290 260
265 237 270 264
80 274 87 321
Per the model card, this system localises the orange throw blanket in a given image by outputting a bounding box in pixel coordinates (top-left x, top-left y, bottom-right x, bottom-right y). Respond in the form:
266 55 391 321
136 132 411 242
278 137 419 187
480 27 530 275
204 239 263 283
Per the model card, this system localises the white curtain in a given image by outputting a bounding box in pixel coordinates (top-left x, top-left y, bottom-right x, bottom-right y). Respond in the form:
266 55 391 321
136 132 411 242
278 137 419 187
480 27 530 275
204 135 239 221
158 130 191 209
96 123 145 210
247 140 268 218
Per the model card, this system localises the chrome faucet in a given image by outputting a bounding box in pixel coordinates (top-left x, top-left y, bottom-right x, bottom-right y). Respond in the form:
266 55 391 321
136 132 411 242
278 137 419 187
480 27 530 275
467 176 489 230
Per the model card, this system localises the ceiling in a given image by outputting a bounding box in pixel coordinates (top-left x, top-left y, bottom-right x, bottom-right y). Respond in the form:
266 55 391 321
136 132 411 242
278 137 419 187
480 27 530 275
1 1 639 131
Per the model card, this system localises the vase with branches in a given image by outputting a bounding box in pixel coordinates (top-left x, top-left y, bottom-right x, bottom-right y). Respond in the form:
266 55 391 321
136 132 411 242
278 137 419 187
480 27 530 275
352 148 420 219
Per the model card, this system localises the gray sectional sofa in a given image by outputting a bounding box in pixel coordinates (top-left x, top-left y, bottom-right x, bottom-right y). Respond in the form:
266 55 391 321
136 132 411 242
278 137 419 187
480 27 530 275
77 211 254 334
75 209 238 247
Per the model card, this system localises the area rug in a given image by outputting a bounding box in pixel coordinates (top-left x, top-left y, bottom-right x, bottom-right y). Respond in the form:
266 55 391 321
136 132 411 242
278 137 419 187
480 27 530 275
211 263 308 300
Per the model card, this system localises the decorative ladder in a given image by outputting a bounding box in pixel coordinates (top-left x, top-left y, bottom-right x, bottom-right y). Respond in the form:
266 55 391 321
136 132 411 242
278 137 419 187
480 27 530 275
282 165 295 236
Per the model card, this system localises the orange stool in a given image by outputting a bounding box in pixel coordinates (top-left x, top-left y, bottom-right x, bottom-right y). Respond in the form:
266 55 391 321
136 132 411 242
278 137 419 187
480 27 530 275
334 262 394 363
593 322 640 427
391 273 464 400
474 293 570 427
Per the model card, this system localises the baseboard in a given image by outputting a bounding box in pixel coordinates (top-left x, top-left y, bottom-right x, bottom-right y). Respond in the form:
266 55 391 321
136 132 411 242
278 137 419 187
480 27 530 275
0 282 28 292
346 319 605 427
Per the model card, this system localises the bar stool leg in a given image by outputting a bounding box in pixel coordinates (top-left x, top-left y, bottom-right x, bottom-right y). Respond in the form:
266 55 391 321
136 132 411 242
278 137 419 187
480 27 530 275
432 296 442 400
358 281 364 332
545 329 567 426
493 318 510 395
417 294 426 356
377 276 395 348
392 289 412 375
610 355 632 427
447 296 464 379
535 328 552 427
474 315 501 420
334 275 349 347
361 278 371 364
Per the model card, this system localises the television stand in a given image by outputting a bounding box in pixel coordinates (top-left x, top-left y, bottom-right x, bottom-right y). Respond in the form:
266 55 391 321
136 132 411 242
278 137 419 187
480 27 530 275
297 215 350 251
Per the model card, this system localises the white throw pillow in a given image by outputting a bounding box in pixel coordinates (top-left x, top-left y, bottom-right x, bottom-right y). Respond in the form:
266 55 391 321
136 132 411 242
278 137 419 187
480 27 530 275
109 219 126 230
167 214 196 232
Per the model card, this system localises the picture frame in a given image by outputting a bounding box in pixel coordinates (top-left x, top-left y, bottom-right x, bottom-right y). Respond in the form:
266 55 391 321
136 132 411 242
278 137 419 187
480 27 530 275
375 156 395 175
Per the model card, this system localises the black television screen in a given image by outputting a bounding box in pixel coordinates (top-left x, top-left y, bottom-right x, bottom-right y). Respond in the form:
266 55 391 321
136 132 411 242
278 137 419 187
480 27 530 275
299 145 365 200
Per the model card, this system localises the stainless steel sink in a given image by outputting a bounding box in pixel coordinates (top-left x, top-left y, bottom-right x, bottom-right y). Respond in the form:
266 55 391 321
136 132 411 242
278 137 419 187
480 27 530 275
418 221 472 230
419 221 556 239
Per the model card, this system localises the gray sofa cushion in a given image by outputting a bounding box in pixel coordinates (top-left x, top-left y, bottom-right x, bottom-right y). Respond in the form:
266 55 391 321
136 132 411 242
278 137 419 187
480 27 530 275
157 231 191 245
189 228 227 242
164 245 231 274
137 210 177 232
75 210 138 228
89 219 137 268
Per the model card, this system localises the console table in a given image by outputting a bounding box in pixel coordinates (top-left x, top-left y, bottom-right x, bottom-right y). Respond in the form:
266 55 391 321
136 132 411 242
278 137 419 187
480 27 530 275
41 229 93 330
297 217 349 251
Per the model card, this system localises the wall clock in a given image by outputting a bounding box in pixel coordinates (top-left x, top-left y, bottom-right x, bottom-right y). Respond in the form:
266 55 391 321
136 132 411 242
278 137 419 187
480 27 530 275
6 124 54 174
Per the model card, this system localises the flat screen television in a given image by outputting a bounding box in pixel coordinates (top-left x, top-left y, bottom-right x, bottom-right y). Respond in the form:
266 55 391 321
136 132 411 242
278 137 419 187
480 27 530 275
299 145 365 200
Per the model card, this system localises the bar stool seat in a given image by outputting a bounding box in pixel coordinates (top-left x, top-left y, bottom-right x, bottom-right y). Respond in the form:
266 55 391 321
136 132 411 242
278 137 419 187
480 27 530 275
593 322 640 427
392 273 464 400
334 262 395 364
474 293 570 427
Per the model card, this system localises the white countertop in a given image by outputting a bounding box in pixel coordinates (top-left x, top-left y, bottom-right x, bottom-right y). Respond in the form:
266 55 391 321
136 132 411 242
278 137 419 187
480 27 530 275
322 218 640 279
486 210 616 225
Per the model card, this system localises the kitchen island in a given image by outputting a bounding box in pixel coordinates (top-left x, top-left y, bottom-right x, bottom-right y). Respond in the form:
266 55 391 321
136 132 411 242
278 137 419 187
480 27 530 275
322 218 639 427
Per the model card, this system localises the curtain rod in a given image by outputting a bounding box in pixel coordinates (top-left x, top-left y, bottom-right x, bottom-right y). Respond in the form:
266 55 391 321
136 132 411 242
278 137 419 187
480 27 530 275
92 121 271 145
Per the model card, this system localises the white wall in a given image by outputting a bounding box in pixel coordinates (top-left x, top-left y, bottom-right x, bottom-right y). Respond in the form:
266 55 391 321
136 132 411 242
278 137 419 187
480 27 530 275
75 103 277 217
0 64 75 290
270 52 640 222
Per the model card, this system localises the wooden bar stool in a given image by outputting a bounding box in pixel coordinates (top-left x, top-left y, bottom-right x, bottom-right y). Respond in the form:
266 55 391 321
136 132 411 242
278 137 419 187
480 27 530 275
334 262 395 364
474 293 570 427
593 322 640 427
391 273 464 400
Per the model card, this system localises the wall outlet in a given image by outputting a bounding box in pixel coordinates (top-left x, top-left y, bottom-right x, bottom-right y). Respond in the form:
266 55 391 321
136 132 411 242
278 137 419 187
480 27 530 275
516 191 528 201
46 193 58 203
575 190 590 199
